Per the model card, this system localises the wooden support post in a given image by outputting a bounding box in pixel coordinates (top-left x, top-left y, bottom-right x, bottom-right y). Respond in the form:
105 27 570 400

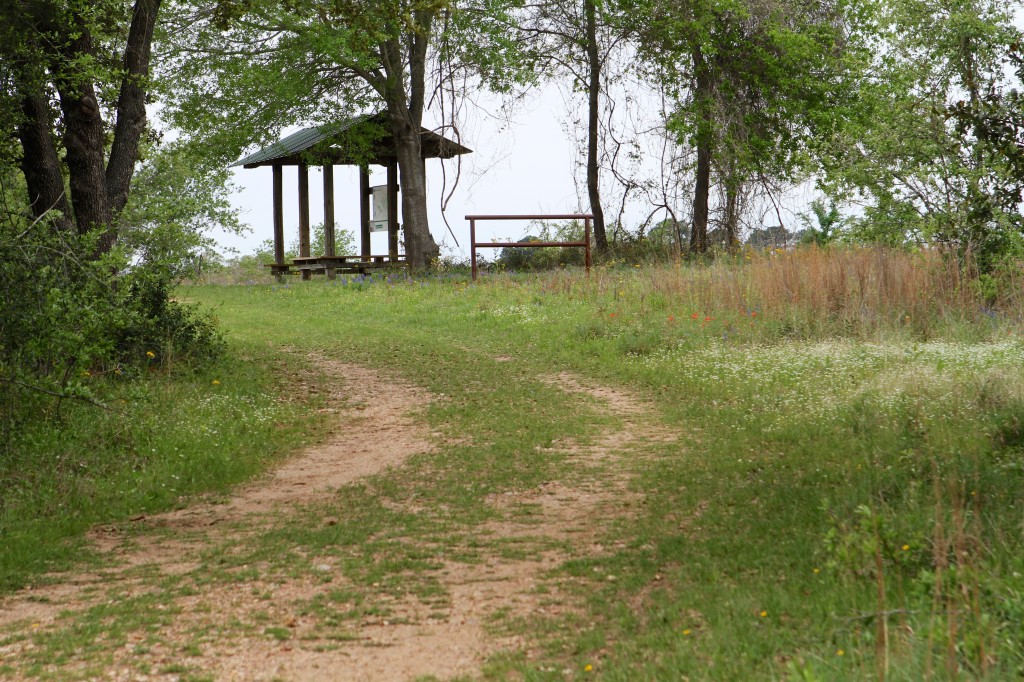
360 166 371 261
470 218 477 282
585 216 592 275
387 159 399 263
272 164 285 283
298 163 311 280
323 164 336 280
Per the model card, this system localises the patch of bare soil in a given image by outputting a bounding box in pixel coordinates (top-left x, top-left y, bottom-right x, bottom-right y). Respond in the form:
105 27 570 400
0 363 673 681
0 359 431 629
479 372 677 547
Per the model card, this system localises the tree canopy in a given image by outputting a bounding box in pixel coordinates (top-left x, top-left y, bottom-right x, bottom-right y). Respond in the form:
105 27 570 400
2 0 1023 275
817 0 1024 270
2 0 162 252
162 0 530 267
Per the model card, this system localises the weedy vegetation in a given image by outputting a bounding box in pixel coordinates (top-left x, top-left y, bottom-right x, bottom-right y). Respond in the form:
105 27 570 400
189 246 1022 679
4 245 1024 680
0 213 317 593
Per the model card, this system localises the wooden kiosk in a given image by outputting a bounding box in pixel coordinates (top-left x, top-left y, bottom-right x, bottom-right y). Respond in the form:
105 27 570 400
232 113 471 280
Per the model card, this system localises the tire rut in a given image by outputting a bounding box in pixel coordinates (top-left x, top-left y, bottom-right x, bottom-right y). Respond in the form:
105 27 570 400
0 363 672 681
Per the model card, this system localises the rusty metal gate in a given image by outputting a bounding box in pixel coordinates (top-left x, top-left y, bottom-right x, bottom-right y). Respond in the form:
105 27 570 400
466 214 593 281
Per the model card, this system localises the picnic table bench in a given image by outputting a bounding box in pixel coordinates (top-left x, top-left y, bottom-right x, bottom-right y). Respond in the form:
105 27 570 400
266 254 409 278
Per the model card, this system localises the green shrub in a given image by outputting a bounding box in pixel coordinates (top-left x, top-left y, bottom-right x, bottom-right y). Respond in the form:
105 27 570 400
496 220 588 271
0 213 224 438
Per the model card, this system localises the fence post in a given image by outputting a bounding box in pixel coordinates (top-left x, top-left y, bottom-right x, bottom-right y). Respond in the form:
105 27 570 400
466 214 593 280
585 217 592 275
470 218 478 282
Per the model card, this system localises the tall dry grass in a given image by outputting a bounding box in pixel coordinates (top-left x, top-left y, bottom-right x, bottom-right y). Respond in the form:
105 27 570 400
625 247 1024 339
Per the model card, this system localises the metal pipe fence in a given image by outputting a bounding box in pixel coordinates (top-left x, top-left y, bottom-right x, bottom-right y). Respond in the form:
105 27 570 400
466 214 593 281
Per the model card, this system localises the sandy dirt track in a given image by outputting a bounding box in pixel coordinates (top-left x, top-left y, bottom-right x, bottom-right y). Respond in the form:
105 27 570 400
0 358 671 681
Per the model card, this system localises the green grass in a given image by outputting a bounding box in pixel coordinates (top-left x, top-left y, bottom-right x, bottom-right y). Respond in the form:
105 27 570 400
180 263 1023 679
0 346 320 592
4 252 1024 680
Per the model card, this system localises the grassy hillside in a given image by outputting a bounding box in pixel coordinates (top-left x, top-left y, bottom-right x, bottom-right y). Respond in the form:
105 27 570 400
0 349 320 593
4 246 1022 679
181 248 1023 679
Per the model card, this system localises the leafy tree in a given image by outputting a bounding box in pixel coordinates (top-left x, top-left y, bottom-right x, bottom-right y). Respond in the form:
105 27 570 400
949 42 1024 202
629 0 861 253
745 224 793 248
519 1 636 255
0 2 235 428
646 217 685 251
308 222 355 259
818 0 1023 272
120 140 245 280
1 0 163 254
164 0 527 269
496 221 588 270
797 199 844 246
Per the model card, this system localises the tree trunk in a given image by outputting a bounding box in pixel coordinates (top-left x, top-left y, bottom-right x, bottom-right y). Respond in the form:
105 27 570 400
724 172 740 252
689 46 712 254
391 118 438 268
18 94 71 229
584 0 608 254
379 15 439 269
57 80 113 248
26 0 162 256
107 0 162 216
690 138 711 253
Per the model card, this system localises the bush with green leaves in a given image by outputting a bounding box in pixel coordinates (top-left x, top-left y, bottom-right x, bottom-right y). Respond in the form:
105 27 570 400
496 220 588 271
0 212 223 438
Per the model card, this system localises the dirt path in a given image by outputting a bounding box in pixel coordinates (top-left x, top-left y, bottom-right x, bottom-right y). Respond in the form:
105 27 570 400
0 360 672 681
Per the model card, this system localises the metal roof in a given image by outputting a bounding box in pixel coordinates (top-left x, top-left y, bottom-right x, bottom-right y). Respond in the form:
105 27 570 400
231 112 471 168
